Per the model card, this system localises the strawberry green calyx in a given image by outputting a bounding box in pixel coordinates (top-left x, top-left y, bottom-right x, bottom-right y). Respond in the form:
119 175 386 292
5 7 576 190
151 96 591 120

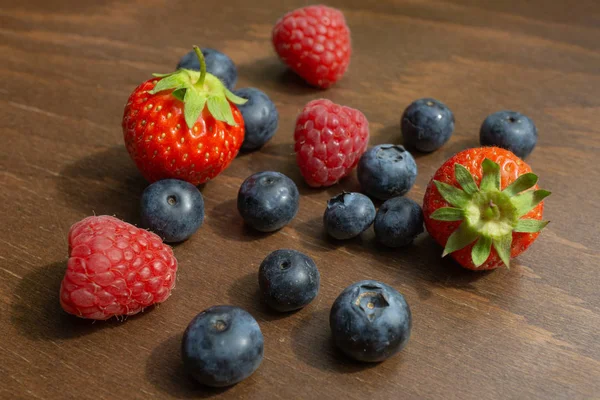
149 46 246 129
430 159 550 268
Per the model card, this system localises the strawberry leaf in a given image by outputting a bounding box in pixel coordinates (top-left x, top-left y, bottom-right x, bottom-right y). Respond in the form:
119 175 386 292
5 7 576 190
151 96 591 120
149 73 189 95
434 181 470 208
225 88 248 105
207 95 236 126
480 158 500 191
512 189 551 217
472 236 492 267
514 219 549 232
172 89 186 102
430 207 464 221
503 173 538 197
150 46 239 128
183 88 207 129
455 164 478 194
442 222 479 257
493 234 512 268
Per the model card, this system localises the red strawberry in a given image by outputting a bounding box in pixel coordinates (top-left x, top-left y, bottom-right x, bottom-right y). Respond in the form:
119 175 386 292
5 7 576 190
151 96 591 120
272 5 351 88
423 147 550 270
123 46 246 186
60 215 178 320
294 99 369 187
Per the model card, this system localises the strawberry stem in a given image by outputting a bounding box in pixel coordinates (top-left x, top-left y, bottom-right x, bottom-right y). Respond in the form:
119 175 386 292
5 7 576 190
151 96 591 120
483 201 500 220
193 46 207 87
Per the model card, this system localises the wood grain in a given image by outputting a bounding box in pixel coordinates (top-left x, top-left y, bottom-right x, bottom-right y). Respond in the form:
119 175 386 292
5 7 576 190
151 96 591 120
1 1 600 399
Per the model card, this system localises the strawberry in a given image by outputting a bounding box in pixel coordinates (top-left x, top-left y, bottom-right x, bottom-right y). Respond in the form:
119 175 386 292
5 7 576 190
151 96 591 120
123 46 246 186
423 147 550 270
272 5 352 88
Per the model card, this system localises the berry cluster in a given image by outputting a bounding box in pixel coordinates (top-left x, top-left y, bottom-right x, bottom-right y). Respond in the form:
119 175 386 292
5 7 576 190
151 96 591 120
55 4 550 391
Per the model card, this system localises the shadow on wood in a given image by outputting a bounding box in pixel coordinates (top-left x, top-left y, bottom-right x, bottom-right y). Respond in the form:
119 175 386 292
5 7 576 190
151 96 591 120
145 333 231 398
208 198 275 242
226 272 298 322
236 57 320 97
290 308 378 373
57 145 147 225
10 261 107 340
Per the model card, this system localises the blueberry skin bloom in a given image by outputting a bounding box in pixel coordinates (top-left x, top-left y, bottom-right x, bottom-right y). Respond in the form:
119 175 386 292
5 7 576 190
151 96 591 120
401 98 454 152
140 179 204 243
177 48 237 90
323 192 376 240
374 197 424 248
357 145 417 200
234 88 279 152
480 110 537 159
237 171 300 232
259 249 320 312
182 306 264 387
330 280 412 362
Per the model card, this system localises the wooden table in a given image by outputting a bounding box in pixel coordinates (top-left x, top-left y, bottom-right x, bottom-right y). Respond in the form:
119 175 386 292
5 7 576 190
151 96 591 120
1 1 599 399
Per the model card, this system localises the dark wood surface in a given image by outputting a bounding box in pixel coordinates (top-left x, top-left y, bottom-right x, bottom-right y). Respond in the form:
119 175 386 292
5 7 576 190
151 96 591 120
1 1 600 399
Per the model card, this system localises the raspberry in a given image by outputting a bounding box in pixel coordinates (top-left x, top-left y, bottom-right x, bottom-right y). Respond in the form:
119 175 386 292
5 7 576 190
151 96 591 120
60 215 178 320
294 99 369 187
272 5 351 88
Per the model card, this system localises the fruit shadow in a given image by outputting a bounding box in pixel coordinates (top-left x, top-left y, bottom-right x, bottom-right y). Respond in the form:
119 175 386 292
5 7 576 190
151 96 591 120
374 124 479 160
226 272 297 322
293 219 492 300
355 234 494 299
9 261 142 340
57 145 148 226
236 57 321 97
145 334 231 398
295 215 376 254
290 308 378 373
209 199 276 242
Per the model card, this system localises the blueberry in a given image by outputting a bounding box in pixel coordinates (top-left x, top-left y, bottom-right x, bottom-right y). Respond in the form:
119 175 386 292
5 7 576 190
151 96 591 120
237 171 299 232
374 197 423 248
480 110 537 159
357 145 417 200
140 179 204 243
330 280 412 362
258 249 320 312
234 88 279 152
177 48 237 90
323 192 376 240
401 98 454 152
182 305 264 387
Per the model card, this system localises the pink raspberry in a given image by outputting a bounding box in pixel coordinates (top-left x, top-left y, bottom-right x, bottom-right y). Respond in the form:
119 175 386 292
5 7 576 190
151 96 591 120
272 5 352 88
60 215 178 320
294 99 370 187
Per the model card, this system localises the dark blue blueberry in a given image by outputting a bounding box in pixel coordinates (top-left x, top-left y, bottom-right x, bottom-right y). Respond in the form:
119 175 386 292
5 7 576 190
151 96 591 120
480 110 537 159
237 171 299 232
401 98 454 152
182 305 264 387
323 192 376 240
258 249 320 312
177 48 237 90
234 88 279 152
330 280 412 362
357 145 417 200
374 197 423 248
140 179 204 243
